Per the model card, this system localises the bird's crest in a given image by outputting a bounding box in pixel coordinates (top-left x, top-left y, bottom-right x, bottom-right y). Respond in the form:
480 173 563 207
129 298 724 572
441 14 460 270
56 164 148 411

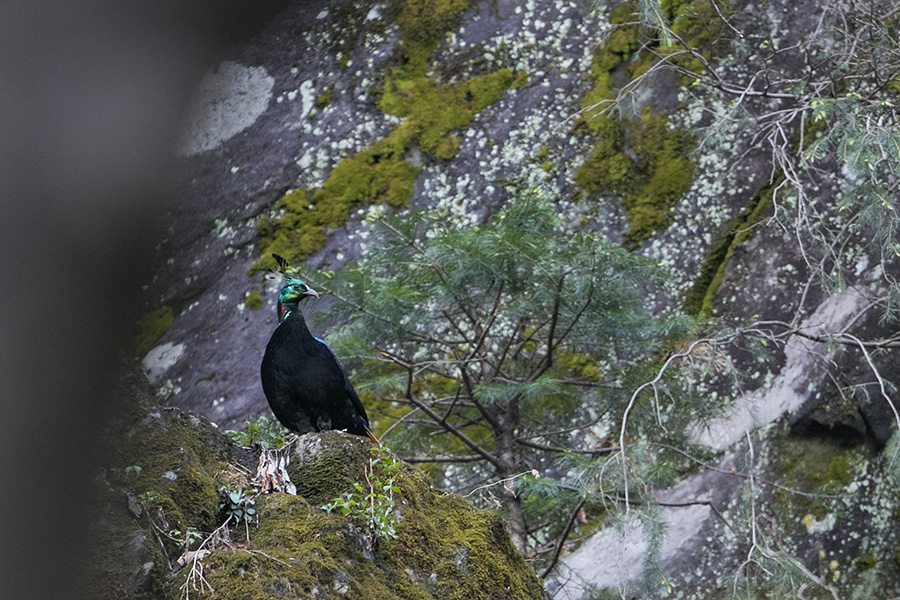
271 253 299 278
266 253 304 291
268 254 318 322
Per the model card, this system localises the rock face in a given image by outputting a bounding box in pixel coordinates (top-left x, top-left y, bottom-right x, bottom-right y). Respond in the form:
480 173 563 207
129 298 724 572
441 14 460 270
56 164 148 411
138 0 626 429
85 367 544 600
134 0 900 598
549 434 900 599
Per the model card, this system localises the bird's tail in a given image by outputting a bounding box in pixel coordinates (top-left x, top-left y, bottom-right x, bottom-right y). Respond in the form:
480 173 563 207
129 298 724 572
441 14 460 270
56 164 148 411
365 427 380 445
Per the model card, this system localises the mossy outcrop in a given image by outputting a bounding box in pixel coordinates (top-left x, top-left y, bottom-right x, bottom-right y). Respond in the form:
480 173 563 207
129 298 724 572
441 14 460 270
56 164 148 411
85 366 257 600
132 306 175 357
194 433 546 600
85 368 545 600
573 1 696 248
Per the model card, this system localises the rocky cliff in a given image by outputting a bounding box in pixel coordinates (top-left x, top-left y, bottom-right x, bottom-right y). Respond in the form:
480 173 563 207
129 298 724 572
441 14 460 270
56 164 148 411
133 0 900 597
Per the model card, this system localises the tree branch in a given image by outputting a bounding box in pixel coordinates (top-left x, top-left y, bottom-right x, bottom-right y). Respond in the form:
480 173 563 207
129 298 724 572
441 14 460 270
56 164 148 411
399 454 484 464
539 498 586 579
403 393 502 469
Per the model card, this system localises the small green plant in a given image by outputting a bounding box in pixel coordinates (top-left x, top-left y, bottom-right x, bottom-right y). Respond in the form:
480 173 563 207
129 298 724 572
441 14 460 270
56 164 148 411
137 490 160 506
225 416 290 450
322 447 402 548
124 465 142 478
167 528 204 552
218 485 257 525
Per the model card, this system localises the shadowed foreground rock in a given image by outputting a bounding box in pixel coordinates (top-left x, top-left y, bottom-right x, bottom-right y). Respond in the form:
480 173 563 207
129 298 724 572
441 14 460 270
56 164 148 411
86 366 545 599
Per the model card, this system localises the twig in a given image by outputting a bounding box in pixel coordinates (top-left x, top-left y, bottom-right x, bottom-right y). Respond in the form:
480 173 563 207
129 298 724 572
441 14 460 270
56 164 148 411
618 339 713 510
539 498 587 579
179 516 232 600
464 470 538 498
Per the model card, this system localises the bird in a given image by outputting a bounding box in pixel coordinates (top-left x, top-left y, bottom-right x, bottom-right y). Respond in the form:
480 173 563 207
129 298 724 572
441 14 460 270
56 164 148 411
260 270 379 445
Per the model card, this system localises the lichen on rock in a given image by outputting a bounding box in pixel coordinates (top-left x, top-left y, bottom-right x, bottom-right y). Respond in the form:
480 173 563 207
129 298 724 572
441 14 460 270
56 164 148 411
573 1 696 248
249 0 518 274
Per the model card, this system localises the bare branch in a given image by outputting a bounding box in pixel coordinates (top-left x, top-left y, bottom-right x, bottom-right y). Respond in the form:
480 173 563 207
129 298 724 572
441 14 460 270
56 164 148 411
400 454 484 463
618 339 715 510
539 498 586 579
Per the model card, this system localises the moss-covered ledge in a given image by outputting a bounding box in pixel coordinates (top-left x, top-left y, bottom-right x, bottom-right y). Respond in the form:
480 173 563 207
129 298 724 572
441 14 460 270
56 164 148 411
197 432 545 599
84 367 545 600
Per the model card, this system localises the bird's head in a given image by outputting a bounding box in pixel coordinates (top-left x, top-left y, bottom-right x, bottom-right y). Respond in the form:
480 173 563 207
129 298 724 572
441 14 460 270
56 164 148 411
279 279 319 305
277 279 319 322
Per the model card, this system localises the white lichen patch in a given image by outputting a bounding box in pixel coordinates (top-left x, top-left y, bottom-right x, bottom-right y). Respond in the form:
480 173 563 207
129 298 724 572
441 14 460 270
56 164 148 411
176 61 275 156
212 217 237 241
297 80 317 123
142 342 186 384
550 500 710 598
155 378 183 399
802 512 836 534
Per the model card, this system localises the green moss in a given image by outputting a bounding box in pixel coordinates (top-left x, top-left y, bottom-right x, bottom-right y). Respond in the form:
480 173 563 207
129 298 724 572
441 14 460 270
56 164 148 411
590 0 724 100
379 0 512 155
556 349 601 382
856 552 878 571
87 370 253 597
315 87 334 109
384 0 472 90
391 0 472 47
773 436 860 523
245 290 263 310
637 0 727 82
132 306 174 357
575 3 697 247
621 112 695 247
575 108 694 247
433 134 461 160
887 77 900 95
572 0 736 247
112 413 227 538
286 432 373 505
606 26 638 57
94 372 542 599
682 179 777 316
779 439 857 489
381 68 514 158
251 494 343 564
825 454 853 487
594 2 640 75
175 436 544 600
575 149 629 190
667 0 726 58
681 217 738 316
251 0 514 274
511 71 529 89
381 468 543 600
253 125 422 272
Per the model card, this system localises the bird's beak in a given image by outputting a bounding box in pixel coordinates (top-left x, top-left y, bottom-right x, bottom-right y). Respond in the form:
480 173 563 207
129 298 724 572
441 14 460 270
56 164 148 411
304 288 320 300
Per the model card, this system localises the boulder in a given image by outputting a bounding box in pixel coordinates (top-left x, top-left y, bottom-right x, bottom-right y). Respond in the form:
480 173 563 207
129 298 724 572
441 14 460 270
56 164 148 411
85 367 545 600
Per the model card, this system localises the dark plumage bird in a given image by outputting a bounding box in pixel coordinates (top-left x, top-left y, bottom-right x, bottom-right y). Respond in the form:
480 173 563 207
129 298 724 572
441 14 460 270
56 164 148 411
261 277 378 444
